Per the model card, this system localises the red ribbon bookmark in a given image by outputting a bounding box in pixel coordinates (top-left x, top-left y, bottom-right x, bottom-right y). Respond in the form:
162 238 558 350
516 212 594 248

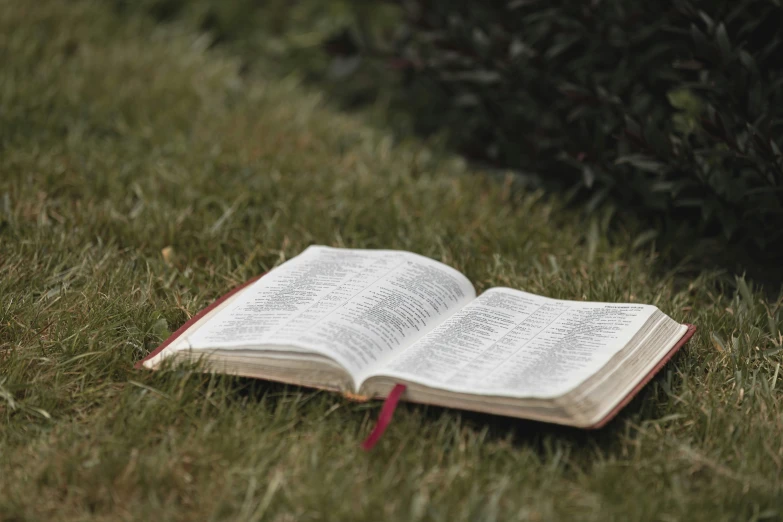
361 384 407 451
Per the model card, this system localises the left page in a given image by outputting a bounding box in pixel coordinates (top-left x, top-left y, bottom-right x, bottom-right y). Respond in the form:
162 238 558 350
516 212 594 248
181 246 476 385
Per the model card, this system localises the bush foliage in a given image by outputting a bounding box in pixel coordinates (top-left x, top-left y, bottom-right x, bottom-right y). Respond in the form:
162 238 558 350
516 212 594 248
388 0 783 255
124 0 783 271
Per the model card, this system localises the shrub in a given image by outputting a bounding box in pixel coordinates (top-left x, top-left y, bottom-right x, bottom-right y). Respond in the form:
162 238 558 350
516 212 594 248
121 0 783 271
387 0 783 256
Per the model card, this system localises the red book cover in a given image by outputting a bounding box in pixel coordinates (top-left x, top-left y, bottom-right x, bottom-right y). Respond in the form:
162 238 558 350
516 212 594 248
135 274 265 369
589 323 696 428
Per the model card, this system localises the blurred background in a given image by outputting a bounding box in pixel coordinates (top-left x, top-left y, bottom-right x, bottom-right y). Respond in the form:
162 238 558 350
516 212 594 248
122 0 783 284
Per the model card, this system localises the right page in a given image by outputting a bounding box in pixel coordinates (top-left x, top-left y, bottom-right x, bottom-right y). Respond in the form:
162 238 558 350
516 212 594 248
368 288 662 398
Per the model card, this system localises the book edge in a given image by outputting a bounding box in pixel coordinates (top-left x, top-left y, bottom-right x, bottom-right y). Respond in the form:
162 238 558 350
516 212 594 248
586 323 697 429
134 274 266 369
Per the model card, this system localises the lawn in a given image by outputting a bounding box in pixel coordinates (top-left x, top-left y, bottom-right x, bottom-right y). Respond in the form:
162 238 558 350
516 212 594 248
1 2 782 520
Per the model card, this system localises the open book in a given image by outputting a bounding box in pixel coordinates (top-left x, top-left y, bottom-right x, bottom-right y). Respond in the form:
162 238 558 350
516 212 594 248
140 246 695 428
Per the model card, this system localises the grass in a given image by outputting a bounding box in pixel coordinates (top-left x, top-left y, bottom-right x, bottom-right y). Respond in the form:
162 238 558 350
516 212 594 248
1 1 782 520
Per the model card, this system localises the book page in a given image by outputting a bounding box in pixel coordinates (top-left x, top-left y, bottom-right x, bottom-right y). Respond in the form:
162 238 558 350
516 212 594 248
184 246 476 381
371 288 659 398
